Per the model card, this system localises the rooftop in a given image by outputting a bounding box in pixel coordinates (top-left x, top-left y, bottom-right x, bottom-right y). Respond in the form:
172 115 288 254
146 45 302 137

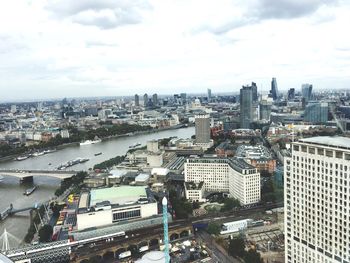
299 136 350 150
90 186 147 207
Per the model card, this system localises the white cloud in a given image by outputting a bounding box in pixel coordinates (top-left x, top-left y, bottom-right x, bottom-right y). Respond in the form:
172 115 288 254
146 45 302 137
0 0 349 100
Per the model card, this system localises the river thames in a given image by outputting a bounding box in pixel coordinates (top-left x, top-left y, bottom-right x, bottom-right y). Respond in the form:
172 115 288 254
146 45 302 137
0 126 194 244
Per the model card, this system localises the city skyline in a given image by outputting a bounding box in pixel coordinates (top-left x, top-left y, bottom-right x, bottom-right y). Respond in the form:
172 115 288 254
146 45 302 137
0 1 350 100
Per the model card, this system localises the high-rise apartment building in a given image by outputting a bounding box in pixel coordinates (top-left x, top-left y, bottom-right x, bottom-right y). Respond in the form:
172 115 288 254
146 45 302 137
143 93 148 107
270 77 279 101
240 85 253 129
152 93 158 106
285 137 350 263
135 94 140 107
195 114 210 144
184 157 260 205
302 84 313 103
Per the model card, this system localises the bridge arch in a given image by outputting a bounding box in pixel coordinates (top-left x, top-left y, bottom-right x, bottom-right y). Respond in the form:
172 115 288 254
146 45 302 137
180 229 190 238
102 251 114 261
170 233 179 241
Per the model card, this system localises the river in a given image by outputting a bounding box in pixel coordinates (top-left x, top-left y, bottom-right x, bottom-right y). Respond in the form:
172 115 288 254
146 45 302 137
0 127 194 245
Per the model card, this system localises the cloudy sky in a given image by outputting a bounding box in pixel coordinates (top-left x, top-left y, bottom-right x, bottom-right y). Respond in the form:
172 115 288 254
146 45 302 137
0 0 349 101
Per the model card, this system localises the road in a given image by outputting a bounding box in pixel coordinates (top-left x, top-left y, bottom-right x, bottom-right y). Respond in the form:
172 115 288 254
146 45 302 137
196 231 241 263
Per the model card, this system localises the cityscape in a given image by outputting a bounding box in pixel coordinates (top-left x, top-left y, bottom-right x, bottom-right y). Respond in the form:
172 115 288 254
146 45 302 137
1 1 350 263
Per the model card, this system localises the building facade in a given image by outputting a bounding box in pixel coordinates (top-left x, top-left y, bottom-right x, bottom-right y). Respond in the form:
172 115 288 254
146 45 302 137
301 84 313 103
195 114 211 144
135 94 140 107
240 85 253 129
304 102 328 123
184 157 260 205
285 137 350 263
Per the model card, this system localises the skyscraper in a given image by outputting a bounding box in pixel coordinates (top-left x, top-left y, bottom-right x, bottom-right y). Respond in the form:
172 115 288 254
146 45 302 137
207 89 212 102
270 77 278 101
195 114 210 144
152 93 158 106
287 88 295 101
251 82 258 102
302 84 313 103
134 94 139 107
285 137 350 263
240 85 253 129
143 93 148 107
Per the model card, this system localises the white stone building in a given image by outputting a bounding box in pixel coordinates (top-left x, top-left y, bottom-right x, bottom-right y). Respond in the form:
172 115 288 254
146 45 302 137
285 136 350 263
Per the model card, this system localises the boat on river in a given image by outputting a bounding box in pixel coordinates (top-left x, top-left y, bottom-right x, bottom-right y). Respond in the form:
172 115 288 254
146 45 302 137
94 152 102 156
80 139 102 146
23 185 37 196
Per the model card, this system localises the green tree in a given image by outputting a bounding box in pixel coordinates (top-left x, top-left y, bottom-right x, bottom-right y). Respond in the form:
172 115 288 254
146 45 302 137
244 249 264 263
39 224 53 242
207 222 221 235
221 198 240 212
228 237 245 258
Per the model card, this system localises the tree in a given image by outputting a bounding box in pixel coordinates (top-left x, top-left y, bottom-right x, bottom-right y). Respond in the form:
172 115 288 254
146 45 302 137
221 198 240 212
39 224 53 242
244 249 264 263
228 237 245 258
207 222 221 235
192 201 200 210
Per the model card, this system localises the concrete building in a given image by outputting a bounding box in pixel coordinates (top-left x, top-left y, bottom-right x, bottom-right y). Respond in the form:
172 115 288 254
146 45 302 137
194 114 212 148
147 140 159 153
284 136 350 263
77 186 158 230
240 85 253 129
184 182 206 202
184 157 260 205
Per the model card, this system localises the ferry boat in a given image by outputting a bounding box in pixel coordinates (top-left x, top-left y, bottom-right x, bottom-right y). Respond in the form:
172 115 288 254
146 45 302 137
16 155 29 161
56 158 89 170
24 186 37 196
80 139 102 146
94 152 102 156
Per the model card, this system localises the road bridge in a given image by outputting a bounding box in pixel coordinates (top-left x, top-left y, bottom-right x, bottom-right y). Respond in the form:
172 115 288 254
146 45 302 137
0 169 78 180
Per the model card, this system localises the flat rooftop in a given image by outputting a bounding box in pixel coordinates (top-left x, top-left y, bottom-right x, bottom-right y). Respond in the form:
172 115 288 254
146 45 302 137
90 186 147 207
299 136 350 150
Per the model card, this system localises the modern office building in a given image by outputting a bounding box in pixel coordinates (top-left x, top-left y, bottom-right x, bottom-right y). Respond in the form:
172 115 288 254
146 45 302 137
259 100 272 121
143 93 148 107
152 93 158 106
301 84 313 103
207 88 212 101
195 114 211 144
135 94 140 107
304 102 328 123
240 85 253 129
184 157 260 205
284 136 350 263
270 77 279 101
77 186 158 230
252 82 258 102
287 88 295 101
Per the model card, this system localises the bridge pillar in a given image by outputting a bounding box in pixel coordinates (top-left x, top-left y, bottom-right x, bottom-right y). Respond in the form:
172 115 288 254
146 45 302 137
20 176 33 184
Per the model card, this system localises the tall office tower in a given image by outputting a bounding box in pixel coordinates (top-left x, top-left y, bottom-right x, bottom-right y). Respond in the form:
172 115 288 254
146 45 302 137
302 84 313 103
207 89 212 101
259 100 272 121
180 93 187 103
270 77 279 101
252 82 258 102
143 93 148 107
287 88 295 100
195 114 210 144
152 93 158 106
240 85 253 129
304 102 328 123
285 137 350 263
134 94 140 107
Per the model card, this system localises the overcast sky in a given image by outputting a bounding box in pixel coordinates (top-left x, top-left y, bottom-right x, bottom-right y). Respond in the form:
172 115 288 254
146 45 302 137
0 0 349 101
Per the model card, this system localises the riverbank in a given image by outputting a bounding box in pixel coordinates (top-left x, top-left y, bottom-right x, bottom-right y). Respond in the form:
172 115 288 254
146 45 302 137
0 124 189 163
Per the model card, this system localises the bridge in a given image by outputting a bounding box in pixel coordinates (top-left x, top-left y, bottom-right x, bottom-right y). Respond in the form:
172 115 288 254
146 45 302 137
0 169 78 180
0 203 42 221
2 218 192 263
